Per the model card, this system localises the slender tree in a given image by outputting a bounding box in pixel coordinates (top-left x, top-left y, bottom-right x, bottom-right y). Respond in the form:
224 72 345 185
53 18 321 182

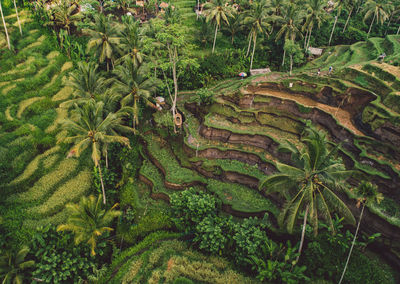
0 0 10 50
243 0 271 70
338 181 383 284
85 14 121 71
203 0 234 53
57 195 121 256
363 0 392 38
59 101 133 204
328 0 346 46
13 0 21 35
223 13 244 45
259 125 356 263
343 0 358 32
303 0 329 50
275 3 304 66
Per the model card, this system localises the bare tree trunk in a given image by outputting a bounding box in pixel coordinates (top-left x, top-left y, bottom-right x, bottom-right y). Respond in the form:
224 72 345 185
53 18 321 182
329 14 339 46
295 205 309 263
307 25 313 50
289 54 293 76
343 7 353 33
13 0 22 35
246 32 252 57
0 1 11 50
212 23 218 53
304 28 309 49
397 25 400 35
367 12 376 39
281 48 286 66
98 164 107 204
338 203 365 284
250 34 257 70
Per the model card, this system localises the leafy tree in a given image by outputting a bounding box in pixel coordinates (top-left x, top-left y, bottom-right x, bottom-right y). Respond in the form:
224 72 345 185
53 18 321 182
0 246 35 284
284 39 303 75
338 181 383 284
203 0 234 53
275 3 304 66
112 59 159 131
59 101 133 204
50 0 82 35
57 195 121 256
303 0 329 49
243 0 271 70
84 14 121 71
67 61 109 100
0 0 10 50
259 125 356 262
363 0 393 38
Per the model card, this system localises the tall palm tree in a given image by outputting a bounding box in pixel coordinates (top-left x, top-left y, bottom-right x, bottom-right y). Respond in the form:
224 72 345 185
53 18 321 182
338 181 383 284
363 0 392 38
303 0 329 50
117 15 144 67
243 0 271 70
59 101 134 204
57 195 121 256
259 126 356 262
112 59 159 131
85 14 121 71
51 0 82 35
223 13 244 45
0 0 10 50
13 0 21 35
275 3 304 66
343 0 358 32
67 61 109 100
0 246 35 284
328 0 346 46
203 0 234 53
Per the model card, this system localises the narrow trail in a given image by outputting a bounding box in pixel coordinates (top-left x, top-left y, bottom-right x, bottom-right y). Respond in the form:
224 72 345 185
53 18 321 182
251 88 364 136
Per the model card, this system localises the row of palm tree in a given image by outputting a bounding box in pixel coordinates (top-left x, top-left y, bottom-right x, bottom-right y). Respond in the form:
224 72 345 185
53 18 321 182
0 0 22 50
201 0 400 68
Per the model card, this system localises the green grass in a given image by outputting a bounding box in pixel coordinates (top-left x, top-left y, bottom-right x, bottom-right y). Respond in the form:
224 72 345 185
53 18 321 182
199 158 265 180
139 159 176 198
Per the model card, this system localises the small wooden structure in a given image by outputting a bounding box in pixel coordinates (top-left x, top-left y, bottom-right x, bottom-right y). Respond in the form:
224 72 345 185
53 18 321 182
174 113 182 127
308 47 323 57
250 68 271 76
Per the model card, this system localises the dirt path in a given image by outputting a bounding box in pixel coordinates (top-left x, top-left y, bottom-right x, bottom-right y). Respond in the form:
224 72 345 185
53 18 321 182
252 88 364 136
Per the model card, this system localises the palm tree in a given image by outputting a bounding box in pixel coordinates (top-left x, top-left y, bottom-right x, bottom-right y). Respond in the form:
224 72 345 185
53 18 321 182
328 0 346 46
223 13 244 45
363 0 392 38
117 15 144 67
338 181 383 284
67 61 109 100
51 0 82 35
0 246 35 284
259 126 356 262
13 0 21 35
275 3 304 66
243 0 271 70
0 0 10 50
343 0 358 32
59 101 134 204
85 14 121 71
203 0 234 53
57 195 121 256
266 0 286 17
112 59 159 131
303 0 329 50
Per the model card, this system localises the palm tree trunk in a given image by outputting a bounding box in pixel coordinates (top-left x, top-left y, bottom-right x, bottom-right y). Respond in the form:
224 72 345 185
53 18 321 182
281 48 286 67
338 203 365 284
329 14 339 46
296 205 309 263
250 34 257 70
397 25 400 35
212 23 218 53
0 1 11 50
98 165 107 204
307 26 313 50
246 32 252 57
385 15 392 35
367 12 376 39
343 7 353 33
304 28 309 50
289 54 293 76
13 0 22 35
